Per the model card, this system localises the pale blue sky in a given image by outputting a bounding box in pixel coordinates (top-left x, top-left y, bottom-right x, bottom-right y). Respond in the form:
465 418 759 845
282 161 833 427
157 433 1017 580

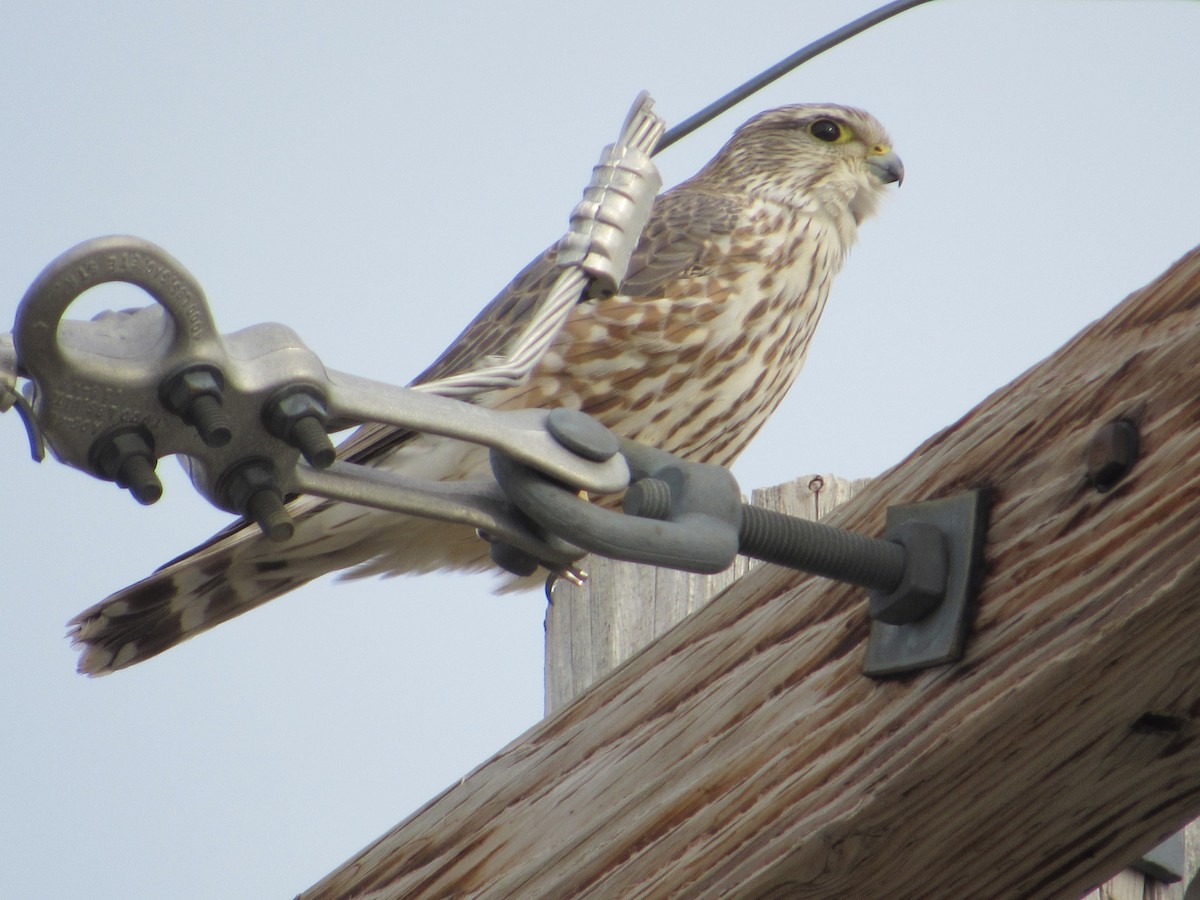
3 2 1198 897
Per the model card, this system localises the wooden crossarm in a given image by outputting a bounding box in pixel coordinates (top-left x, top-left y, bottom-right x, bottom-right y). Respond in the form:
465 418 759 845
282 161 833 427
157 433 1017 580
301 245 1200 899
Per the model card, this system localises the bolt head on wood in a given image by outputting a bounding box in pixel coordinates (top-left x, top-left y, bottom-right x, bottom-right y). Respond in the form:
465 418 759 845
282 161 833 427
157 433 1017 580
1086 419 1139 492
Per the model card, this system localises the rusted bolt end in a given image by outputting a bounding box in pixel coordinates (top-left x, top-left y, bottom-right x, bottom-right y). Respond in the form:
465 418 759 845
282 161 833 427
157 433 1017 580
89 425 163 505
245 489 294 543
264 388 335 468
218 459 294 542
1086 419 1139 493
161 367 232 448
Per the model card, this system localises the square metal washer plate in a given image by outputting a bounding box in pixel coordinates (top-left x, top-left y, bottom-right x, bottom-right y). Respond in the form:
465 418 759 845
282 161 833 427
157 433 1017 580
863 489 988 678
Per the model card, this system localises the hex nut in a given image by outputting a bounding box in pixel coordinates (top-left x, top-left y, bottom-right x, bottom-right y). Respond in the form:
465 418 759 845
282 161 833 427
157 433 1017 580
868 520 948 626
88 426 163 505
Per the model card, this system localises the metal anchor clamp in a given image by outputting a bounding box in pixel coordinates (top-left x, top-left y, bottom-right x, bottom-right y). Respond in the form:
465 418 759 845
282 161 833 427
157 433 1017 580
494 436 988 677
11 236 360 530
6 90 665 534
3 79 983 676
8 235 627 569
4 94 667 584
6 230 986 676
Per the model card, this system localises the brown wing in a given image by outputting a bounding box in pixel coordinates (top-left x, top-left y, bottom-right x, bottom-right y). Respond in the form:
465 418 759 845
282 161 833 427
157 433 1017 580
334 245 561 463
337 185 742 465
412 187 742 380
410 247 562 387
619 186 741 298
118 187 744 580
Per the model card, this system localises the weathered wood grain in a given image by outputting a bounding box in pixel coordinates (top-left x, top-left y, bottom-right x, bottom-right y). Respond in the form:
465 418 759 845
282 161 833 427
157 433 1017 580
301 246 1200 899
545 474 869 714
558 473 1200 899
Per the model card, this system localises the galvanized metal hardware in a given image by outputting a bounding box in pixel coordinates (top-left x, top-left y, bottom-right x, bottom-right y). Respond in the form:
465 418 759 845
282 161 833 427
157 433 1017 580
3 229 989 675
862 491 989 677
415 93 665 400
263 386 336 469
1 85 987 677
160 365 232 449
0 331 43 461
558 92 663 298
7 234 630 564
4 94 662 558
493 439 742 575
88 424 163 505
499 436 988 677
543 407 619 463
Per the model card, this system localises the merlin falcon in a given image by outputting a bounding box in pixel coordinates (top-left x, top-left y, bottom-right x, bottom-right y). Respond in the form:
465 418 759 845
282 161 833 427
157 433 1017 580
69 103 904 674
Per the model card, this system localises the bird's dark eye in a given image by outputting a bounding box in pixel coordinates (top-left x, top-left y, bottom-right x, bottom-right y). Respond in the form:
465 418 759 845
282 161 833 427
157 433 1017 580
809 119 842 143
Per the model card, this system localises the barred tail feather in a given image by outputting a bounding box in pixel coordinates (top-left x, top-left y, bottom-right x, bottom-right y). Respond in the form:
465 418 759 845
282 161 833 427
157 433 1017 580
68 537 311 675
67 498 495 675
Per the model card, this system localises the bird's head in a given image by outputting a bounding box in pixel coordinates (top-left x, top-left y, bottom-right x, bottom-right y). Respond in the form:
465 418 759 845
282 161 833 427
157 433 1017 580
700 103 903 226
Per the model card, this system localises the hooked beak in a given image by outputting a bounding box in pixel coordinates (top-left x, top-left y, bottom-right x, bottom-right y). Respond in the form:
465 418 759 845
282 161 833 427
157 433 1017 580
867 148 904 186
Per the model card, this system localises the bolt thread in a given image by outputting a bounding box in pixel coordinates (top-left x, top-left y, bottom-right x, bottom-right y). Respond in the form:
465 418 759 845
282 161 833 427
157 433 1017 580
738 504 905 593
246 489 294 543
118 455 163 506
623 477 673 520
188 394 233 448
290 416 335 468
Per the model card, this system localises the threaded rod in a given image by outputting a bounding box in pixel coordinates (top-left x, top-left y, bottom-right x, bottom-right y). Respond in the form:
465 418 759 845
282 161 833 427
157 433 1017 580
739 504 905 593
187 394 232 448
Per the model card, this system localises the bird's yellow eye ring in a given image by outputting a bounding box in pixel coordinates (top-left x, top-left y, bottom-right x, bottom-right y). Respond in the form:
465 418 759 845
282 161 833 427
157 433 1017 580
809 119 845 143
